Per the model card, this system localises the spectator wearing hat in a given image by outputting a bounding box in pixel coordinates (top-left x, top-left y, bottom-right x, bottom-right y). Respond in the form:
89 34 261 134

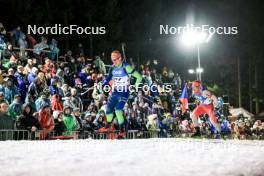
37 105 54 139
62 106 77 135
49 77 63 97
17 103 40 139
7 68 18 87
25 94 37 113
93 110 106 130
63 92 74 108
71 88 83 112
83 112 95 131
0 77 19 104
8 94 23 120
27 67 38 84
27 77 45 101
0 102 15 140
72 108 83 131
53 110 65 136
55 68 65 85
61 84 70 97
51 94 63 112
35 93 50 112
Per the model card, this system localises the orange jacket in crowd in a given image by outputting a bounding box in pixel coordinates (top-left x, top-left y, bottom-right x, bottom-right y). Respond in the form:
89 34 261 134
38 108 55 139
51 95 63 111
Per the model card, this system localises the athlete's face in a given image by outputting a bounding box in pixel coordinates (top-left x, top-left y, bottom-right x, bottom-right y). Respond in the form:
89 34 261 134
192 86 199 92
111 53 122 66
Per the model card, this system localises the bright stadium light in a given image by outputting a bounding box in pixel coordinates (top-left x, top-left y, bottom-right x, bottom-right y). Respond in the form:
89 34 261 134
188 69 195 74
196 68 204 73
181 30 210 81
181 31 208 46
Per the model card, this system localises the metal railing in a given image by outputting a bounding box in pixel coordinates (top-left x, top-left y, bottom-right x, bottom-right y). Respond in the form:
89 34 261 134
0 129 263 141
0 130 30 141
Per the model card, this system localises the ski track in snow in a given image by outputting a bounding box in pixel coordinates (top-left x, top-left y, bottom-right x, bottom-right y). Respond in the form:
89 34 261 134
0 138 264 176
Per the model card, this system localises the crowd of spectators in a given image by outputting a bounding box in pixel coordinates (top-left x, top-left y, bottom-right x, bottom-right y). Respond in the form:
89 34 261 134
0 23 263 140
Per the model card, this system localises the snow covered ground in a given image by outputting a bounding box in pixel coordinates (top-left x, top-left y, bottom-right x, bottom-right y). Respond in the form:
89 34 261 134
0 138 264 176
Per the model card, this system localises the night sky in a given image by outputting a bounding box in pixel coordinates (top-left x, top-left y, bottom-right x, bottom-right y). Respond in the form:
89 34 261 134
0 0 264 113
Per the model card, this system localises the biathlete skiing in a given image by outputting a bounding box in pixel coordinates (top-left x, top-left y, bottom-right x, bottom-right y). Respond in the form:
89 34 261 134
100 50 142 138
190 80 221 138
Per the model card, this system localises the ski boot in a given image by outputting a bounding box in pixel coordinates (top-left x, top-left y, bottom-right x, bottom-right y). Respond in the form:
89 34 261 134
215 131 222 139
117 127 126 139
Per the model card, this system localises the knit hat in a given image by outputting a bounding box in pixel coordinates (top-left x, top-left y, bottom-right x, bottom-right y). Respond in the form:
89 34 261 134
84 112 92 118
63 105 72 112
31 67 38 74
14 94 21 98
53 110 62 119
73 108 80 112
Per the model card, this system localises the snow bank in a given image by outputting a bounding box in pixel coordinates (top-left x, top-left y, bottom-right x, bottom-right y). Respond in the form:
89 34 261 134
0 138 264 176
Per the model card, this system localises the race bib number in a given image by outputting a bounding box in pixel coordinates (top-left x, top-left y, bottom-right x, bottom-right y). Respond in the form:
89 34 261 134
113 76 129 87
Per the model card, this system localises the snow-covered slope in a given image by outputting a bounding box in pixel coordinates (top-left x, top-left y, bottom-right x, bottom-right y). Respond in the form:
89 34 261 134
0 138 264 176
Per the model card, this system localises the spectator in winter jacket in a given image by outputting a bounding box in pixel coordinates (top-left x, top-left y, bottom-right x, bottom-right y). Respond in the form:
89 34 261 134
27 67 38 85
63 94 74 109
0 78 19 104
61 84 70 97
0 91 9 104
17 103 39 131
43 58 56 78
7 68 18 86
71 88 83 112
3 45 17 66
36 72 48 88
24 59 34 73
62 106 77 135
93 112 105 130
49 78 63 96
8 94 23 120
14 65 28 103
35 94 50 112
17 103 40 139
72 108 83 130
27 78 45 101
51 94 63 111
25 94 37 113
83 112 95 131
49 39 59 61
127 115 141 130
78 69 88 85
63 67 74 86
0 102 14 140
53 110 65 136
37 105 54 139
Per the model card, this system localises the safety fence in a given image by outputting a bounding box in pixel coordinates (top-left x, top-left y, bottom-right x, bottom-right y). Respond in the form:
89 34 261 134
0 129 263 141
0 129 189 141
